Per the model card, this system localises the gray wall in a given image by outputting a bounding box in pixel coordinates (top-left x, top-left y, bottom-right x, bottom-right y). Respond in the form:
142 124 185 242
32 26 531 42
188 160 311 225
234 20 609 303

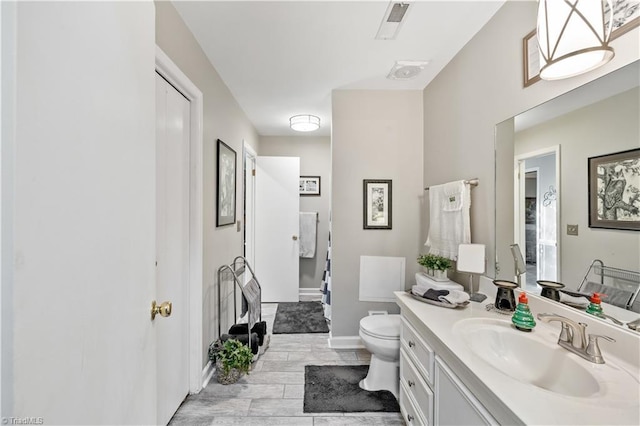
156 2 261 366
259 136 331 290
331 90 424 337
515 87 640 288
422 0 639 283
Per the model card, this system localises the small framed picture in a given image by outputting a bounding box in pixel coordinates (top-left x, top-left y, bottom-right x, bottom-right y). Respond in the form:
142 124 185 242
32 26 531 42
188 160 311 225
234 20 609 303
588 148 640 231
216 139 236 227
522 29 541 88
363 179 392 230
300 176 321 196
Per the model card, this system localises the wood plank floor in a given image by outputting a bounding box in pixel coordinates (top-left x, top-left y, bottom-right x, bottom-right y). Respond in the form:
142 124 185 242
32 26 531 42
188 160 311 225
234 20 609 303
169 299 404 426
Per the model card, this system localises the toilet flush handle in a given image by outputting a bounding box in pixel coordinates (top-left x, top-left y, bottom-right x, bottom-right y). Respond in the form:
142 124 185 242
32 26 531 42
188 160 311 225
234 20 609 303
408 340 415 348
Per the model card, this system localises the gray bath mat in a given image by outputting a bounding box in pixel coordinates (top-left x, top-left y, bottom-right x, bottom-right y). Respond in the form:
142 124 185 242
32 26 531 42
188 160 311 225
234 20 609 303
304 365 400 413
272 301 329 334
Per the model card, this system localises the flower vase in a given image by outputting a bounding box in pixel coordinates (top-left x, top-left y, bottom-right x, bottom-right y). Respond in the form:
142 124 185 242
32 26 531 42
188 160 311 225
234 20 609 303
431 269 449 281
216 359 242 385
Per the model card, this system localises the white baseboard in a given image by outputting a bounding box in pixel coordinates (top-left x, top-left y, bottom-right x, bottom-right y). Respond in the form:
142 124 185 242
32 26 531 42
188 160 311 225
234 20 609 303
200 360 215 390
299 287 322 295
327 334 364 350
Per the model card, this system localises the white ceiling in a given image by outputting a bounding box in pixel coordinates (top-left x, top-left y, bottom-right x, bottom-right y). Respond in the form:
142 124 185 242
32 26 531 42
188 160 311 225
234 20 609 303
173 1 505 136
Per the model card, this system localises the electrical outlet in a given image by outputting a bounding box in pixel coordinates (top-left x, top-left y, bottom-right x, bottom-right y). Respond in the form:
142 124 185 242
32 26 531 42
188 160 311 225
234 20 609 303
567 224 579 236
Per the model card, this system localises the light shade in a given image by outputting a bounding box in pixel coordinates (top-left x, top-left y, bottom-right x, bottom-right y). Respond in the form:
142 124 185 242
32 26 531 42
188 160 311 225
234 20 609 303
537 0 614 80
290 115 320 132
457 244 486 274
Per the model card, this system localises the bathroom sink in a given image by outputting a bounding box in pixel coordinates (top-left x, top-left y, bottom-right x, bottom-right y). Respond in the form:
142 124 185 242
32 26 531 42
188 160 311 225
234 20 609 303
453 318 601 398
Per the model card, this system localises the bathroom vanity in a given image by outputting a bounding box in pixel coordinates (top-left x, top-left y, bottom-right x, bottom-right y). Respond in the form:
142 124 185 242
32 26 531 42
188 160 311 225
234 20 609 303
395 283 640 425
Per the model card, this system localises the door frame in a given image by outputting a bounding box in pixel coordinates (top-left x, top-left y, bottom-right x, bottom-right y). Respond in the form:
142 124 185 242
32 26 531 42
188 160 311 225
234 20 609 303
243 142 257 271
514 145 561 283
155 46 203 393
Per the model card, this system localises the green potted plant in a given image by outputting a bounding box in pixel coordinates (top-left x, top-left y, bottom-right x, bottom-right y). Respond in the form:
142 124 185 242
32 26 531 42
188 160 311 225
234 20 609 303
417 254 452 281
209 338 254 385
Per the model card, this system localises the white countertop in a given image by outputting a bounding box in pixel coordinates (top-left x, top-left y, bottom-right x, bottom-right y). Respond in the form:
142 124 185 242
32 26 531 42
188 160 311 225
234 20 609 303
395 283 640 426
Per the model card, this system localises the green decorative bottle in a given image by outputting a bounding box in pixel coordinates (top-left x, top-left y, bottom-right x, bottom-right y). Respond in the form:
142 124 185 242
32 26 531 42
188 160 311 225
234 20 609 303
512 292 536 332
586 292 604 317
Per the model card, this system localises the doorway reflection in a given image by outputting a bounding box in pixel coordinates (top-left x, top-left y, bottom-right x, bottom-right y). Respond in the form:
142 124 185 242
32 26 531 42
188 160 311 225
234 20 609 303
515 149 558 291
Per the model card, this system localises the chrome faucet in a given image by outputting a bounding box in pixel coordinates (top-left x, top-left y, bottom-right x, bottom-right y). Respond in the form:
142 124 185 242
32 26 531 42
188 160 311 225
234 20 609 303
537 313 615 364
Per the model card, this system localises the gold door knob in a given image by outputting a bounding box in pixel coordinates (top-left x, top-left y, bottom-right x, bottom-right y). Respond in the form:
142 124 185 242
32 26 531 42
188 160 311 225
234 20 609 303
292 235 298 241
151 300 172 320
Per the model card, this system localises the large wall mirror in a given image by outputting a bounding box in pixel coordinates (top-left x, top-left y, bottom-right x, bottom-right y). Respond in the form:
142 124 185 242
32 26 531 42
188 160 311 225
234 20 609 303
495 60 640 302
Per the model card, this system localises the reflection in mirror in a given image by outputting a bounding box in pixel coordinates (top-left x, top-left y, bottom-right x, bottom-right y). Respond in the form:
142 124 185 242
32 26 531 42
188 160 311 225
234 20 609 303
495 60 640 318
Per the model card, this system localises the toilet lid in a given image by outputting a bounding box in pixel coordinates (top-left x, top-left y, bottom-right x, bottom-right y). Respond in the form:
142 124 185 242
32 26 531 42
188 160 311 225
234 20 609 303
360 314 401 339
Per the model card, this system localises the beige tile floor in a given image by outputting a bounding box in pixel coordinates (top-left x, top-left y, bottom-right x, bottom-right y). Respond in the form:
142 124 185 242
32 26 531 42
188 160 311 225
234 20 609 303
169 300 404 426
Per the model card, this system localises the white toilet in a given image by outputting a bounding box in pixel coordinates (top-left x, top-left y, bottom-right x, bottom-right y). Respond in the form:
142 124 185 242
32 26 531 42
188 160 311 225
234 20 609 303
359 314 401 398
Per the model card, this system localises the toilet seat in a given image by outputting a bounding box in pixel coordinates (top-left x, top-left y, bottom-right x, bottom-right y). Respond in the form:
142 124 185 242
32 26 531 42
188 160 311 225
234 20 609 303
359 315 400 340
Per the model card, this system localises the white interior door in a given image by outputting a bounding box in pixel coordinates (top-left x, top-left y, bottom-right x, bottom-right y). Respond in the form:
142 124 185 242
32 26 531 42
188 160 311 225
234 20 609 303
155 72 190 424
255 156 300 302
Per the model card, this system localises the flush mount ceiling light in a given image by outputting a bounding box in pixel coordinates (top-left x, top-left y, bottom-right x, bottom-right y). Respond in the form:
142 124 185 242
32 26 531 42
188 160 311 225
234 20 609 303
387 60 430 80
290 115 320 132
537 0 615 80
375 2 411 40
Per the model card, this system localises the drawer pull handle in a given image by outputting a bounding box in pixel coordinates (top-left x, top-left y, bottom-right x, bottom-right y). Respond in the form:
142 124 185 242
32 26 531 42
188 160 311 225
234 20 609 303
408 341 415 348
407 379 415 387
407 414 414 422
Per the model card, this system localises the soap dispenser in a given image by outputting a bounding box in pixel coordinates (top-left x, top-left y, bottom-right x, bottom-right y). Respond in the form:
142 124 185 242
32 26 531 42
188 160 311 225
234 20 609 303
586 292 605 317
512 292 536 332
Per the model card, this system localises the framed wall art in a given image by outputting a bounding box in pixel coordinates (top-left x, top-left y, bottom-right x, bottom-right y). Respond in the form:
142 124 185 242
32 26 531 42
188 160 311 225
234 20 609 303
216 139 236 227
523 29 542 88
522 1 640 88
363 179 392 230
300 176 321 196
588 148 640 231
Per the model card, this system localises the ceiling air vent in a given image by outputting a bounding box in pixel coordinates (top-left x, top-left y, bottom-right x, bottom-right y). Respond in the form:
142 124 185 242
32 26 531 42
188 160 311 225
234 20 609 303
387 3 409 23
387 60 429 80
375 2 411 40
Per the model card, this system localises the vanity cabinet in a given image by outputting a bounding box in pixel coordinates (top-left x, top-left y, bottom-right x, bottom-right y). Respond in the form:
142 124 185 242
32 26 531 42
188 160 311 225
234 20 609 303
399 315 496 425
434 356 495 425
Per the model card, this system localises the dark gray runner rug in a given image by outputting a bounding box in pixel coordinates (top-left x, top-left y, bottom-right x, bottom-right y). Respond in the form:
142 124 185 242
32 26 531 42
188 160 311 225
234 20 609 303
272 301 329 334
304 365 400 413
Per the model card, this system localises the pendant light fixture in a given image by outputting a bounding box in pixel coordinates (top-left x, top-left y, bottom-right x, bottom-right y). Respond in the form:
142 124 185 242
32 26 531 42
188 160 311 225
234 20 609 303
537 0 614 80
290 115 320 132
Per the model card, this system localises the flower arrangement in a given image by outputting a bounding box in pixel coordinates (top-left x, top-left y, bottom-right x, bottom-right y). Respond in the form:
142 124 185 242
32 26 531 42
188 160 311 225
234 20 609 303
417 254 453 271
209 338 253 384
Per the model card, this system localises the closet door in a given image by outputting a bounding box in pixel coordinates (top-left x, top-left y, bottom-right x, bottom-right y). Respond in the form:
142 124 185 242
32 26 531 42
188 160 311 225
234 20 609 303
155 72 190 424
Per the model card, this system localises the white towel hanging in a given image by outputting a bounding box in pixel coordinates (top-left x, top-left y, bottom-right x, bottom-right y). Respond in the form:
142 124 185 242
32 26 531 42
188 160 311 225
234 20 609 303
299 212 318 258
424 180 471 259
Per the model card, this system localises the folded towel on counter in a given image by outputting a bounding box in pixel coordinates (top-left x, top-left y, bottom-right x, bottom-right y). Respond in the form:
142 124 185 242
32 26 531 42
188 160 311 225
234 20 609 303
419 288 449 301
411 286 470 306
439 290 470 305
559 290 590 308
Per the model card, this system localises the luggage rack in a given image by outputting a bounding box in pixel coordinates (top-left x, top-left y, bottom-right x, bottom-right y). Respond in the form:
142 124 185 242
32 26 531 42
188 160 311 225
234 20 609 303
217 256 268 359
578 259 640 313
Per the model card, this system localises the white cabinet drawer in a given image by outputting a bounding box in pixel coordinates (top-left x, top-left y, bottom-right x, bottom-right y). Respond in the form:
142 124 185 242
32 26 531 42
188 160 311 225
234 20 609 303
401 317 435 385
400 349 434 425
400 381 428 426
